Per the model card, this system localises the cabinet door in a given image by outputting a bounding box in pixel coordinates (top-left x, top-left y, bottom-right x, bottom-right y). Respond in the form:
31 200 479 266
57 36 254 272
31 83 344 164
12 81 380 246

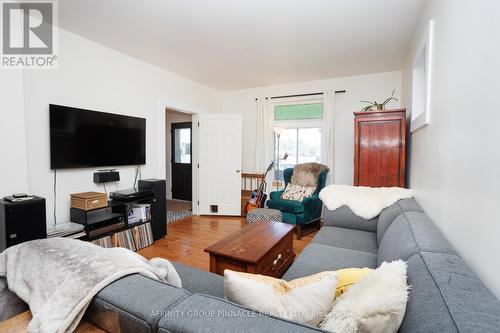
354 114 405 187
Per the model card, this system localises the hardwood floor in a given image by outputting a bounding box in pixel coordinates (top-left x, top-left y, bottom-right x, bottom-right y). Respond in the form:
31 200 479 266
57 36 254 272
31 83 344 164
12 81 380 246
138 215 316 272
0 311 104 333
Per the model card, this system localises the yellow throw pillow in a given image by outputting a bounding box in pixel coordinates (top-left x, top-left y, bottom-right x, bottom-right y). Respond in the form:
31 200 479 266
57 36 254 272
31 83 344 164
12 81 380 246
335 267 373 298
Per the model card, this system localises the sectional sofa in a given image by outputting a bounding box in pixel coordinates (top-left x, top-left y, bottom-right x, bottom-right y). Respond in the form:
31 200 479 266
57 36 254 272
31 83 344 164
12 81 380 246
2 198 500 332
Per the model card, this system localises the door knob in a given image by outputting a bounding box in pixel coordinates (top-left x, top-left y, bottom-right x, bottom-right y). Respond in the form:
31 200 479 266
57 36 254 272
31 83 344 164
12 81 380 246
236 169 241 173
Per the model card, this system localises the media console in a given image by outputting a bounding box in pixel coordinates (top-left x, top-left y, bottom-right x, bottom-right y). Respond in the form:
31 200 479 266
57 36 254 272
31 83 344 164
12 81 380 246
70 179 167 249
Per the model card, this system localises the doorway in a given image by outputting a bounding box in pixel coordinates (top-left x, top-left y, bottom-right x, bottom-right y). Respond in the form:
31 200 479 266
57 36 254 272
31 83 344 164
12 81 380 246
166 109 194 223
171 122 192 201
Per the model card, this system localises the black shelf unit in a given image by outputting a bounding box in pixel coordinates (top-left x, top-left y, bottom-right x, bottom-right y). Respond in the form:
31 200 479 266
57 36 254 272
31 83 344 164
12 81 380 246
109 189 155 225
69 185 164 247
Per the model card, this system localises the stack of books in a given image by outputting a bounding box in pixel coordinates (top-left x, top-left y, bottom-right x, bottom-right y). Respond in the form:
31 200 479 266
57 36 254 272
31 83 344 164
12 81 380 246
47 222 86 239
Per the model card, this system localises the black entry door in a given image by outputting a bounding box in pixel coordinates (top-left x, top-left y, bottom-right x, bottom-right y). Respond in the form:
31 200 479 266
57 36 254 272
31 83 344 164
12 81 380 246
171 122 192 201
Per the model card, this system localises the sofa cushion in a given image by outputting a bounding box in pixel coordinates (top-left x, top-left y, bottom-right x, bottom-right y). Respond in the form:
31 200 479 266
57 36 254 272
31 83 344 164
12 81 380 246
322 206 378 232
157 294 324 333
312 227 378 254
377 211 456 265
86 274 189 332
377 198 423 245
171 262 224 299
400 252 500 333
266 198 304 214
282 243 377 281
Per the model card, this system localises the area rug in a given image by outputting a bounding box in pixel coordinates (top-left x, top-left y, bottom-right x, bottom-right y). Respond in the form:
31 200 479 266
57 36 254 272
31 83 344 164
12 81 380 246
166 199 192 224
167 210 192 224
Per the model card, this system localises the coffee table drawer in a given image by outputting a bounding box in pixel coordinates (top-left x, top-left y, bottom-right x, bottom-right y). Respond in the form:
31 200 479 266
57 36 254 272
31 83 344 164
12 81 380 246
260 248 295 278
258 232 293 267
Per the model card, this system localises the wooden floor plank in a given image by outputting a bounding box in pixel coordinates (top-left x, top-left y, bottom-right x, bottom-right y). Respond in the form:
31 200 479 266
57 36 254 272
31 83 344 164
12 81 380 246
138 215 316 271
0 311 105 333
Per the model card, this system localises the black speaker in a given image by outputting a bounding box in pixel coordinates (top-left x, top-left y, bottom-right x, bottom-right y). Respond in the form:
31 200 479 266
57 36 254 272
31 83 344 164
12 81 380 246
0 196 47 251
138 179 166 240
94 170 120 183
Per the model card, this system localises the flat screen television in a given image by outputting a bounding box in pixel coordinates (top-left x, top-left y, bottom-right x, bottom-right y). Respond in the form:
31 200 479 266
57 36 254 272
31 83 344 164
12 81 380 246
50 104 146 169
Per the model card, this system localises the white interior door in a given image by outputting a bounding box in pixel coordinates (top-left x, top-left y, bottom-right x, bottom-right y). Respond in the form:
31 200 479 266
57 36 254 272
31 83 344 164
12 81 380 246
199 113 242 215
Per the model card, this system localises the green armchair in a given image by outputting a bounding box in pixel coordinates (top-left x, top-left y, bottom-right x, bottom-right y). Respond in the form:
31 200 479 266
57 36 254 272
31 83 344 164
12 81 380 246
266 167 329 239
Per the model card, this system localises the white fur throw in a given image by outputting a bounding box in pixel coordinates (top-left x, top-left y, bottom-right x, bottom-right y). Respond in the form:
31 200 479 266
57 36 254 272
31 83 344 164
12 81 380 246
319 185 414 219
0 238 181 333
320 260 409 333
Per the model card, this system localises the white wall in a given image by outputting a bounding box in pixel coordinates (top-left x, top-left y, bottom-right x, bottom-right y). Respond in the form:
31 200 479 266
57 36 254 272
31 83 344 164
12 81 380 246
222 71 402 184
402 0 500 298
165 109 193 199
2 28 221 224
0 71 28 194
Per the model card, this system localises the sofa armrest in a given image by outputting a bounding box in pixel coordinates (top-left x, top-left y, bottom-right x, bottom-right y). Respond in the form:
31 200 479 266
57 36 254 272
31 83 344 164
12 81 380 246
0 278 28 322
269 190 284 200
86 274 189 333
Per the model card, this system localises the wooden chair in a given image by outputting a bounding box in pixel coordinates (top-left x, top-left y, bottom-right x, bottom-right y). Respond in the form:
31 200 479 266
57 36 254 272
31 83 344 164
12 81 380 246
240 173 265 216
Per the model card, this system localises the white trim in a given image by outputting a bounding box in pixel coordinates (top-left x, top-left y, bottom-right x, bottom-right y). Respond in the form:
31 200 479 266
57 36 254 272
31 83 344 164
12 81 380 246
157 99 201 215
411 20 434 132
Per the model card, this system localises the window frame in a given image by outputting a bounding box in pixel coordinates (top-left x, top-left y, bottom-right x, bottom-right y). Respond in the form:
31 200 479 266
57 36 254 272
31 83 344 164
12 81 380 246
270 96 324 177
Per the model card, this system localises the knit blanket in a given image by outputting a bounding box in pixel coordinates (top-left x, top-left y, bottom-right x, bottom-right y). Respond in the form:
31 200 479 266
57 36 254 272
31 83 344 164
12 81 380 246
0 238 181 333
319 185 414 219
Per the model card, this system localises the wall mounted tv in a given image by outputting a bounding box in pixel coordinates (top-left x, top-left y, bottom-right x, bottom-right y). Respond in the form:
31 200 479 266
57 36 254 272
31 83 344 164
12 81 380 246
50 104 146 169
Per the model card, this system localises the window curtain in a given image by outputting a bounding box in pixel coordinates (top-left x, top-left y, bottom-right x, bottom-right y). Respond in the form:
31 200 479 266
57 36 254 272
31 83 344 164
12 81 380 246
254 97 272 172
321 91 335 184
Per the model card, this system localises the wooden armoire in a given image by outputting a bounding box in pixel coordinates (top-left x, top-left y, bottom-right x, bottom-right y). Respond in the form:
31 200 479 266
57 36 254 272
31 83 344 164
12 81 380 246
353 109 407 188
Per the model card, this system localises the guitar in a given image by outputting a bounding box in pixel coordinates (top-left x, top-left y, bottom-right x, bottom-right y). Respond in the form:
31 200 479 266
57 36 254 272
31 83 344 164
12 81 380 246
244 161 274 213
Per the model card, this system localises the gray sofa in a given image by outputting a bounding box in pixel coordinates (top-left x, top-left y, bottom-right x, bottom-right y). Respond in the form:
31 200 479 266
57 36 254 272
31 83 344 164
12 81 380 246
2 198 500 332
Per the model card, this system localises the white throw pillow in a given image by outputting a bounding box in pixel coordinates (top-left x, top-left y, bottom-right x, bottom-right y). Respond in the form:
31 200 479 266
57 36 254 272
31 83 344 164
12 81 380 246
224 270 338 326
320 260 408 333
281 184 316 202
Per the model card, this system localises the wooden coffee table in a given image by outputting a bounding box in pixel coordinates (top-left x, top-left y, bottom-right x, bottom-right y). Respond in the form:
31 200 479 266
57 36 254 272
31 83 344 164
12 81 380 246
204 221 295 278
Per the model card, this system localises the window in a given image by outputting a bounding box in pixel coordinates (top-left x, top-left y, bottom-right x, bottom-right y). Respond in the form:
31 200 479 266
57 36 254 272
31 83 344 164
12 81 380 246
272 99 323 189
173 127 191 163
411 20 434 132
274 103 323 121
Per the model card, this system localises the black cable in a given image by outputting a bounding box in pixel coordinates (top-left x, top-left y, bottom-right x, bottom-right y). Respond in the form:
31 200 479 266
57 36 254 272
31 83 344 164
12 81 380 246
53 169 57 224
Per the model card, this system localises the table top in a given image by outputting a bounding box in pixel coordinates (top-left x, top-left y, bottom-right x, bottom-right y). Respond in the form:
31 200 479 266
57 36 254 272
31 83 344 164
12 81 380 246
204 221 295 264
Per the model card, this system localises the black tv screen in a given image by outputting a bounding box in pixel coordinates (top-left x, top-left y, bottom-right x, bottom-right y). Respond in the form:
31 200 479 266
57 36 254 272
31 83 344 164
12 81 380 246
50 104 146 169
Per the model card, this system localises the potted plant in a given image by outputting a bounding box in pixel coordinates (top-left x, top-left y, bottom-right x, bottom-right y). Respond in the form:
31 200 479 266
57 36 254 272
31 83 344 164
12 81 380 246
360 90 398 112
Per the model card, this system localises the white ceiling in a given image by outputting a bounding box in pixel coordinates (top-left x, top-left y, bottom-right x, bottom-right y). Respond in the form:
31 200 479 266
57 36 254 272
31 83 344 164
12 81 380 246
58 0 426 91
